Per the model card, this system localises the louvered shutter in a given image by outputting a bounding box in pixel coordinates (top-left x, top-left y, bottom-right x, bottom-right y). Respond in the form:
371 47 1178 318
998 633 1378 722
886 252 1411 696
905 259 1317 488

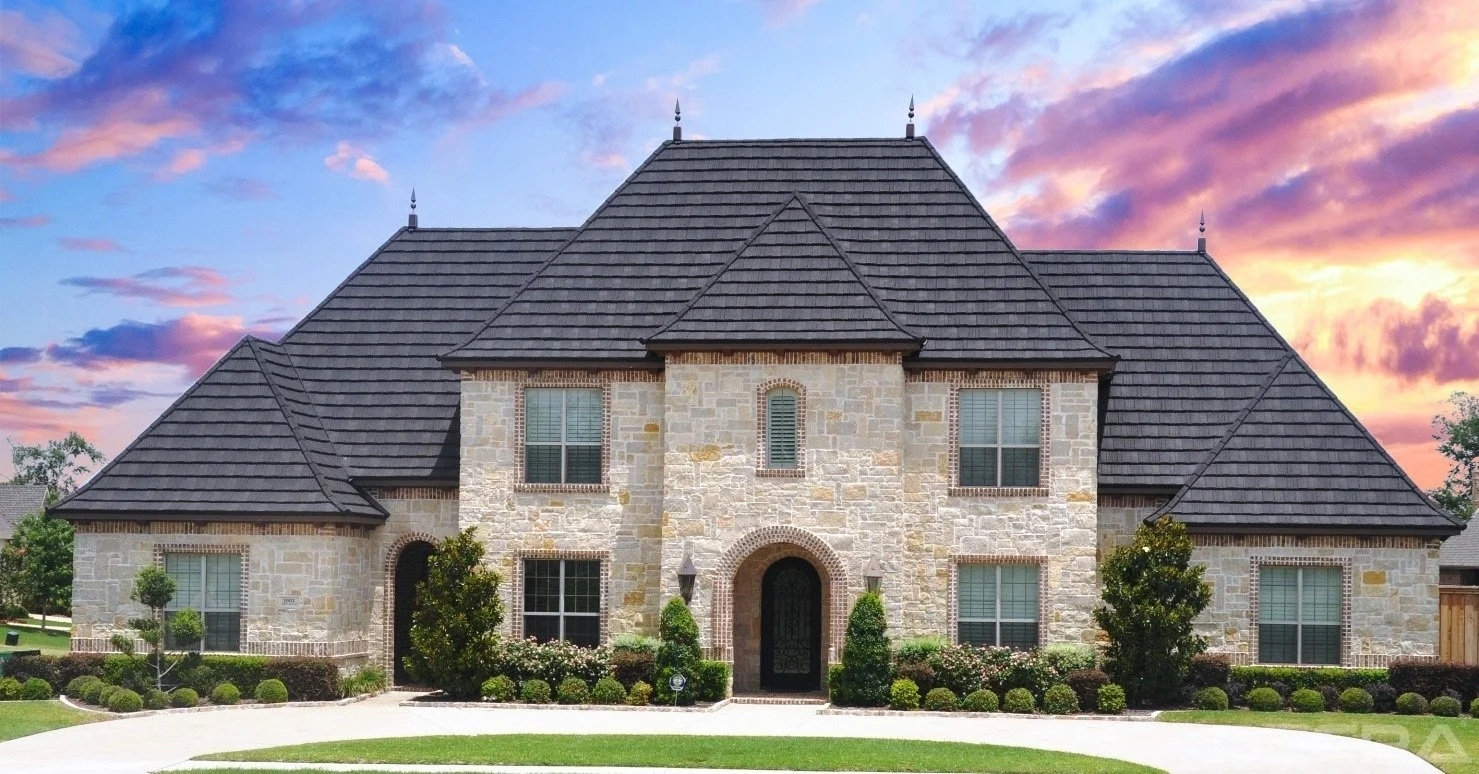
766 389 799 469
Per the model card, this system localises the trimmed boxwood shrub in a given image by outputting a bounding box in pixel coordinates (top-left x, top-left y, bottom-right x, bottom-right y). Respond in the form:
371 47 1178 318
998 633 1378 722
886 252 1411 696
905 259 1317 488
627 680 652 705
1192 687 1229 710
254 678 289 704
1003 687 1035 714
1097 683 1127 714
1186 654 1231 689
654 597 702 706
1247 687 1283 712
1290 688 1324 713
1470 698 1479 719
611 650 656 689
1371 683 1398 713
521 678 552 704
1318 685 1341 711
481 675 516 702
1396 692 1428 715
1432 695 1462 717
80 679 107 705
1339 687 1374 714
171 687 199 708
1065 669 1110 712
889 679 920 710
592 676 626 705
210 682 241 706
143 688 170 709
695 660 730 701
1389 659 1479 703
923 687 958 712
556 677 589 704
1230 665 1387 694
962 689 999 712
108 688 143 713
262 657 338 702
65 675 101 698
96 684 120 707
0 677 19 701
1044 683 1079 715
20 677 52 700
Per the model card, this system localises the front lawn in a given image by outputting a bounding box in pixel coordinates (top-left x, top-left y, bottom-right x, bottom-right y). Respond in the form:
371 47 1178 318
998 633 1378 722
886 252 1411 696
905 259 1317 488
0 700 98 742
3 626 71 653
195 733 1162 773
1163 710 1479 773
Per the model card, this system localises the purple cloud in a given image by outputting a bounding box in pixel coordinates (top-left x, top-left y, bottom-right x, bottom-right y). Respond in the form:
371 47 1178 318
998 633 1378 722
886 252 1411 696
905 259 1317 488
58 237 125 252
0 215 52 228
1327 295 1479 384
61 266 232 307
12 312 282 377
201 176 274 201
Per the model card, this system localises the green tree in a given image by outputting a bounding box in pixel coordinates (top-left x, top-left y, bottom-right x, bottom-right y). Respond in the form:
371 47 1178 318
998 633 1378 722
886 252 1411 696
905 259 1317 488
8 513 73 630
111 565 206 691
8 431 105 506
654 597 702 705
0 545 25 619
1432 392 1478 520
833 592 891 706
404 528 503 699
1093 516 1212 706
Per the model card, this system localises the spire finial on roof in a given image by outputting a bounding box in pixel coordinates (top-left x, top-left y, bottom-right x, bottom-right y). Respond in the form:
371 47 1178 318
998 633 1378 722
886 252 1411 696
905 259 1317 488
408 188 418 230
1197 209 1206 253
906 95 916 139
673 99 682 142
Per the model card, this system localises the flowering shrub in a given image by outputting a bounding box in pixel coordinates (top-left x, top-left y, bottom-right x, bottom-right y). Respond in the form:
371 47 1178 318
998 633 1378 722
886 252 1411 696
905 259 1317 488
489 638 611 686
927 645 1056 698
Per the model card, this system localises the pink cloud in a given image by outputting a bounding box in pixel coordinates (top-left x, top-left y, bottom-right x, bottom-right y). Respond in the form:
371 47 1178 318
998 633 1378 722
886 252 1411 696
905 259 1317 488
2 312 282 378
324 142 390 183
58 237 125 252
0 9 87 79
752 0 820 28
61 266 233 308
1319 295 1479 385
6 89 198 172
0 215 51 228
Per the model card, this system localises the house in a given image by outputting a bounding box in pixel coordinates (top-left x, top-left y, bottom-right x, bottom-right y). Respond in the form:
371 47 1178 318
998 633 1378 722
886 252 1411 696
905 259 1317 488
1440 525 1479 587
53 121 1460 691
0 484 47 545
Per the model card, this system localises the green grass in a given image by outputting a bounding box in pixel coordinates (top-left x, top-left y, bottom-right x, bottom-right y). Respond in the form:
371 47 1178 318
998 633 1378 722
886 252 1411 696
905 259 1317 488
0 700 98 742
2 626 71 652
194 734 1163 773
1163 710 1479 773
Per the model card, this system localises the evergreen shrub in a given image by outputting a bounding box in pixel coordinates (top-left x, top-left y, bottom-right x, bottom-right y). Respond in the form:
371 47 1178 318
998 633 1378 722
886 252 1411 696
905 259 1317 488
923 687 958 712
1003 687 1035 713
888 678 919 710
962 688 999 712
1043 683 1080 715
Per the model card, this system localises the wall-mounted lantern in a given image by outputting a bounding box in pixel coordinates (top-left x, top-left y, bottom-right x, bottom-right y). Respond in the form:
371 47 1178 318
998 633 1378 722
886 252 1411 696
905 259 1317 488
678 551 698 604
864 557 884 595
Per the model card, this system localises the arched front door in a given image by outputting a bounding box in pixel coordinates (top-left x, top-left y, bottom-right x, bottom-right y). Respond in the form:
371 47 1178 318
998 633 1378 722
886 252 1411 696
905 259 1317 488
392 540 435 684
761 557 822 691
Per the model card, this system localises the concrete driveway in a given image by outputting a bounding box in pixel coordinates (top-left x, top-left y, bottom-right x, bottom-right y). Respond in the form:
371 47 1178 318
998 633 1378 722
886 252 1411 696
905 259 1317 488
0 692 1441 774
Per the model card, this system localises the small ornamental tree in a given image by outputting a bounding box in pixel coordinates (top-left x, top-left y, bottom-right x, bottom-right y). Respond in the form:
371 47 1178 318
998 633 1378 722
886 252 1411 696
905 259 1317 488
111 565 206 691
1093 516 1211 706
654 597 701 705
404 528 504 700
834 592 890 706
10 514 73 629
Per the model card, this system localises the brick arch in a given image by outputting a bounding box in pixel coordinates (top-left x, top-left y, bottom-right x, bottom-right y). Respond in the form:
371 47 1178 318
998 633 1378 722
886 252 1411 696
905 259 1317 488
382 532 438 677
711 526 849 666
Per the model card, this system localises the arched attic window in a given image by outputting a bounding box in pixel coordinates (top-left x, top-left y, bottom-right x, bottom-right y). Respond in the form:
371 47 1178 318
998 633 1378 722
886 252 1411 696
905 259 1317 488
762 385 802 472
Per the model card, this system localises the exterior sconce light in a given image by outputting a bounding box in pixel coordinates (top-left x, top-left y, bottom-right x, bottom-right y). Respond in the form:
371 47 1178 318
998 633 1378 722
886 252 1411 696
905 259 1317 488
864 557 884 595
678 551 698 604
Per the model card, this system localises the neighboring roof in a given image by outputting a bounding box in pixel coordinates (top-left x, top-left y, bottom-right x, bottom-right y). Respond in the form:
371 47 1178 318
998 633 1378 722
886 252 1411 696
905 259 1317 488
0 484 47 540
1441 523 1479 568
645 195 920 350
446 139 1111 366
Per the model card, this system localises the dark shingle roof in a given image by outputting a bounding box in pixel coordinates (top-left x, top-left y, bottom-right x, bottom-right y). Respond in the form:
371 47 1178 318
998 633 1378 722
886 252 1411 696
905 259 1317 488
446 139 1110 365
0 484 47 540
1441 523 1479 568
645 195 919 349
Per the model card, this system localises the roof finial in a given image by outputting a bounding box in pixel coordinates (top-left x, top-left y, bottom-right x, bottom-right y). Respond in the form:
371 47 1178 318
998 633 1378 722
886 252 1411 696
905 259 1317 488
906 95 916 139
1196 209 1206 252
673 99 682 142
408 188 418 230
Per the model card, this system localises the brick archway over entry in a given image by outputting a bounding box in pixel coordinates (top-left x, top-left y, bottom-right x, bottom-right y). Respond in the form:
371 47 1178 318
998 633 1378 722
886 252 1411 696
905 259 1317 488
712 526 849 692
382 532 437 680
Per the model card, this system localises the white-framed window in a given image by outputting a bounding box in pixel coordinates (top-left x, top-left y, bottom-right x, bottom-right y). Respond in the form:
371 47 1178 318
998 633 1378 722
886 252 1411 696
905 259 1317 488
524 387 603 484
958 388 1042 487
523 559 601 647
763 387 800 469
163 553 241 652
957 563 1039 648
1259 565 1341 665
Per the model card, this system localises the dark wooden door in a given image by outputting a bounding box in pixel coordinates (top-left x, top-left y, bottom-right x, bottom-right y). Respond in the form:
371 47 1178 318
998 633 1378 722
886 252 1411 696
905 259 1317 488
761 557 822 691
393 541 434 684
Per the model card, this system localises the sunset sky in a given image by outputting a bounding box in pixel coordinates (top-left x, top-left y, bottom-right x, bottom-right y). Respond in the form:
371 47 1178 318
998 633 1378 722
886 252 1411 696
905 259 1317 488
1 0 1475 490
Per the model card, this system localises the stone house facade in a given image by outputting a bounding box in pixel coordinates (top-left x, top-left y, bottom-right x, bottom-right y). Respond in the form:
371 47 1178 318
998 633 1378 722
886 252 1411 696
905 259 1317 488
56 130 1458 690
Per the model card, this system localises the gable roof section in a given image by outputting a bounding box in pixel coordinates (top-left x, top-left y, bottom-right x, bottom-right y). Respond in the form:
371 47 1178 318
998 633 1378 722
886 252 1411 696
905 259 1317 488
54 338 384 520
445 139 1111 366
0 484 47 540
645 195 920 350
1440 523 1479 568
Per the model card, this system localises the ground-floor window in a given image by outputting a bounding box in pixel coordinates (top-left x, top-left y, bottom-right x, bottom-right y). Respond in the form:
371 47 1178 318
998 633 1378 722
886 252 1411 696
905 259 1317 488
163 552 241 652
957 563 1039 648
523 559 600 647
1259 565 1340 665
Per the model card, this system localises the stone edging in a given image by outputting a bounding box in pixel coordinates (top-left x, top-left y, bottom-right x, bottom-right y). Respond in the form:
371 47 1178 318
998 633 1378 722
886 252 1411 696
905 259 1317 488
59 689 385 718
398 697 733 713
818 707 1161 722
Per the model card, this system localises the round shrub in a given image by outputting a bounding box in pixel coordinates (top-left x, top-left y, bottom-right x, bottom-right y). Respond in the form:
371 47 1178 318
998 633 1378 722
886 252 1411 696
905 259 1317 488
65 675 101 698
481 675 516 702
889 678 920 711
1185 653 1232 689
1003 687 1036 714
1432 695 1462 717
1318 684 1342 712
80 679 107 705
1065 669 1110 712
255 678 289 704
1247 687 1283 712
962 689 999 712
591 677 627 705
1371 683 1398 713
556 677 590 705
20 677 53 700
923 687 958 712
1268 681 1291 699
96 684 120 707
627 680 652 706
210 682 241 706
1395 692 1428 715
107 688 143 713
520 678 551 704
1339 687 1374 714
171 687 199 708
1043 683 1079 715
1225 680 1247 708
143 688 170 710
1470 698 1479 719
1097 684 1127 715
893 661 936 694
1290 688 1324 713
1192 687 1229 711
0 677 19 701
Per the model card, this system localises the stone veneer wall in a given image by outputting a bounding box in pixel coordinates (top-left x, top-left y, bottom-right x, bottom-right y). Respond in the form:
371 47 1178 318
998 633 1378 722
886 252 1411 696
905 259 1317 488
365 488 460 673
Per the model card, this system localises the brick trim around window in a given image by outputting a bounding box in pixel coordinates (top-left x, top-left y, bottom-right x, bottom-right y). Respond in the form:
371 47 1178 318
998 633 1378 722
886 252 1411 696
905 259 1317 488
514 378 612 493
1248 556 1353 667
945 376 1052 497
152 543 250 653
756 378 806 477
948 554 1049 647
509 549 612 644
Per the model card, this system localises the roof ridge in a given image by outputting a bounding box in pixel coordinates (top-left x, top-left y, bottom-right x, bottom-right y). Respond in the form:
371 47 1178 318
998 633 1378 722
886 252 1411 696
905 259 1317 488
792 194 920 342
245 338 358 515
1020 249 1201 255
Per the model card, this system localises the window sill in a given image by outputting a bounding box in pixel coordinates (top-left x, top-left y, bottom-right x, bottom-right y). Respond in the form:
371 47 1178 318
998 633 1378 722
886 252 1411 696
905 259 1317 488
756 468 805 478
949 486 1049 497
515 483 611 494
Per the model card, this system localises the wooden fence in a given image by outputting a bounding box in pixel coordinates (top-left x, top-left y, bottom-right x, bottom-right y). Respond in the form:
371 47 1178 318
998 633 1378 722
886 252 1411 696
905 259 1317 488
1440 586 1479 664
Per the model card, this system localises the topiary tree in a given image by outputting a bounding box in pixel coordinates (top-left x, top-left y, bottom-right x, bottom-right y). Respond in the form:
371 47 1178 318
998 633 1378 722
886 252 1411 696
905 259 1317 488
1093 517 1211 706
404 528 505 700
654 597 701 705
111 565 205 692
833 592 890 707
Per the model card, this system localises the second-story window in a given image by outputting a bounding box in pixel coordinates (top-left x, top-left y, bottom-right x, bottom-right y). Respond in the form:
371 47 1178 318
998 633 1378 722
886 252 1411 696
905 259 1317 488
764 387 800 469
959 388 1042 487
524 387 603 484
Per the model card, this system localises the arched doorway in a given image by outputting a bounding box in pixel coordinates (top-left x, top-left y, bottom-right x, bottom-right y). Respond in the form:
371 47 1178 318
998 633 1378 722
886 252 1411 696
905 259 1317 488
761 557 822 691
392 540 435 684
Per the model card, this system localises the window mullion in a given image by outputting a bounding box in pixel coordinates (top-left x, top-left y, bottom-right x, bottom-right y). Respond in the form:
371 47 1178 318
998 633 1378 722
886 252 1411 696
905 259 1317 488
995 565 1003 647
996 398 1004 485
558 560 566 641
1296 569 1304 665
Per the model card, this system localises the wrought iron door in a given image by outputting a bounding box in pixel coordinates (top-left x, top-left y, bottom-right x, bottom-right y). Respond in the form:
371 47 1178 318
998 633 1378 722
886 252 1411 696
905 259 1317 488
761 557 821 691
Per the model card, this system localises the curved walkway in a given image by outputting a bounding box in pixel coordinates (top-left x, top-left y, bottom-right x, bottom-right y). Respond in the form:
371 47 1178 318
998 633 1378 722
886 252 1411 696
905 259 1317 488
0 691 1438 774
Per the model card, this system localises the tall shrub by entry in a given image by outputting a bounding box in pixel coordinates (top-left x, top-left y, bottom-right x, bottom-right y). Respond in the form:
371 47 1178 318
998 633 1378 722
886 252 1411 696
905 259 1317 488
404 528 505 700
654 597 702 705
833 592 890 707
